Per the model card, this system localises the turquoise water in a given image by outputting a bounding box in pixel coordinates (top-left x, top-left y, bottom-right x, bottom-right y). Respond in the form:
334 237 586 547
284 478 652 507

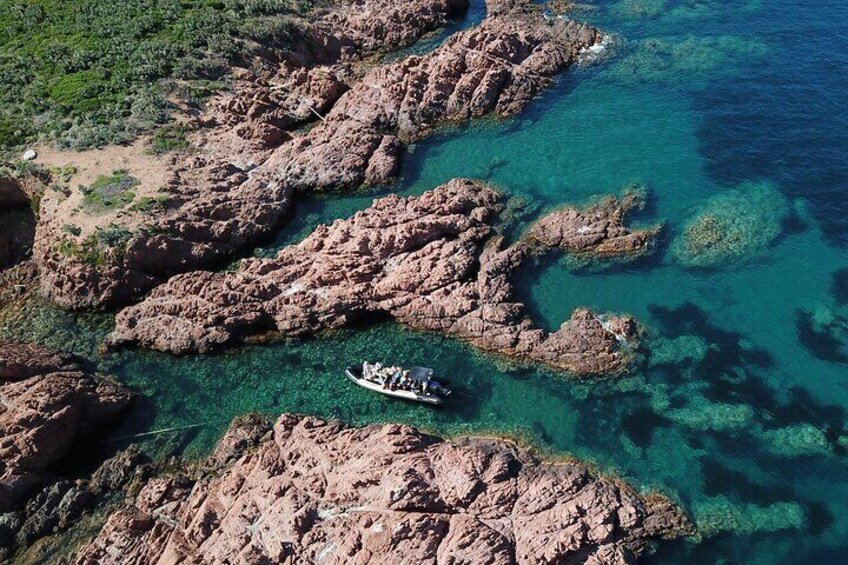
4 0 848 562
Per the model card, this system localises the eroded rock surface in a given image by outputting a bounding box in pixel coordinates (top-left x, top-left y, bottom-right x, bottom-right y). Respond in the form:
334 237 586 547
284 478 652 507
34 0 603 310
108 180 636 376
0 342 132 512
525 187 661 259
74 414 693 564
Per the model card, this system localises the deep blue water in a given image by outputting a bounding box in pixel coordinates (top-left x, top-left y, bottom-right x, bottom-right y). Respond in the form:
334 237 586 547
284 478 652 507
2 0 848 563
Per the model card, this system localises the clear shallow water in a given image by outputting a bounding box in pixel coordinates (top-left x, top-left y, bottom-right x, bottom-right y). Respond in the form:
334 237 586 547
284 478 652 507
3 0 848 562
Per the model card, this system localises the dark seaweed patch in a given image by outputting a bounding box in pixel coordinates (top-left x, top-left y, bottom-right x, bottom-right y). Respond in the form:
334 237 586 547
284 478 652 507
649 302 774 375
806 501 834 536
700 458 794 505
831 269 848 306
622 406 672 447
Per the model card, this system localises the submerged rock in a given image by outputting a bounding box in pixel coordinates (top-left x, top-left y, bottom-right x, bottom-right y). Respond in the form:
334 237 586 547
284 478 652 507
74 414 693 564
107 180 638 376
693 495 805 537
672 181 790 269
796 303 848 365
761 423 832 458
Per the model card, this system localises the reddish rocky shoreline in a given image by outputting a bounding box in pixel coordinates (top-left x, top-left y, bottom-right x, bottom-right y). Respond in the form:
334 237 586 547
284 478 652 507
0 336 689 563
32 0 605 310
0 342 142 560
107 180 646 376
74 413 693 564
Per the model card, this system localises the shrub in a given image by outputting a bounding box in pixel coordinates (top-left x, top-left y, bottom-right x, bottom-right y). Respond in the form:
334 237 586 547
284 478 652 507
81 170 140 214
0 0 318 151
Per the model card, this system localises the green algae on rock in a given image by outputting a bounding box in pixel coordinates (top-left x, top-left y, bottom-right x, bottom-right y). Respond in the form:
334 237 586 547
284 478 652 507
693 495 806 537
672 181 790 269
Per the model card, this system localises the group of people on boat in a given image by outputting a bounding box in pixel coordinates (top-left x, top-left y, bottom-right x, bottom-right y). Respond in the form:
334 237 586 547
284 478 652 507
361 362 450 397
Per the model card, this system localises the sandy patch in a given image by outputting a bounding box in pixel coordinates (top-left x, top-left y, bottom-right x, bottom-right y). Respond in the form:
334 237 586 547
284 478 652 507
32 138 175 237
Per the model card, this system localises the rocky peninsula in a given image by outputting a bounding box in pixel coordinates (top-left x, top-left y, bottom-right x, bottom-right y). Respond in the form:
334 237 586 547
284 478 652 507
74 414 693 564
107 180 640 376
525 187 661 260
32 0 604 310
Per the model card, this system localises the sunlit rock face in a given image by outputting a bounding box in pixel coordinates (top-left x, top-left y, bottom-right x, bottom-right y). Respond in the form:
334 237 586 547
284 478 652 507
74 414 693 564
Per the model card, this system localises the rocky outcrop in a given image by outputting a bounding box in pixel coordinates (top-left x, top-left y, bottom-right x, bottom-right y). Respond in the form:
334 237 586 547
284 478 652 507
525 187 661 259
108 180 637 376
265 1 603 191
34 0 604 310
0 342 132 512
0 446 152 560
74 414 693 564
309 0 471 62
32 0 474 310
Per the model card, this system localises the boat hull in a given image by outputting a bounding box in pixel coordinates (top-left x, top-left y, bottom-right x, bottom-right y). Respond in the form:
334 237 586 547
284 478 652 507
345 367 444 405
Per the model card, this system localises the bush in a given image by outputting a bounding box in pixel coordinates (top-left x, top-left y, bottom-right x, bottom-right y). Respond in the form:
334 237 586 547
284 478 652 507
0 0 318 150
151 125 189 154
80 170 140 214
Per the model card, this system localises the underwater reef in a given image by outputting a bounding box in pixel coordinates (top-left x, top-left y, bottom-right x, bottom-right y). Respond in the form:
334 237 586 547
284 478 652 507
672 181 790 269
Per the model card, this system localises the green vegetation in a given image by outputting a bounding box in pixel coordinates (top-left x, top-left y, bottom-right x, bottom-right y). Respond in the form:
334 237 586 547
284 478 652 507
128 194 170 214
0 0 320 151
61 223 81 236
80 170 140 214
49 164 77 183
151 124 190 154
56 223 134 265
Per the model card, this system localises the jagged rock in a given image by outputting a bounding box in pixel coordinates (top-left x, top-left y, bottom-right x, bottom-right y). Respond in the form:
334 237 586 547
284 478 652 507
309 0 471 62
0 342 132 512
74 414 693 564
525 187 661 259
108 180 637 376
87 445 152 497
13 480 92 547
266 1 603 191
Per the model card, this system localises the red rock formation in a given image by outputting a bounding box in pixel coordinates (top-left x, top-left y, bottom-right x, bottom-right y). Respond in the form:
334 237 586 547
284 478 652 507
34 0 603 310
108 180 637 375
265 2 603 191
33 0 475 310
74 414 692 564
525 187 662 259
0 342 132 512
